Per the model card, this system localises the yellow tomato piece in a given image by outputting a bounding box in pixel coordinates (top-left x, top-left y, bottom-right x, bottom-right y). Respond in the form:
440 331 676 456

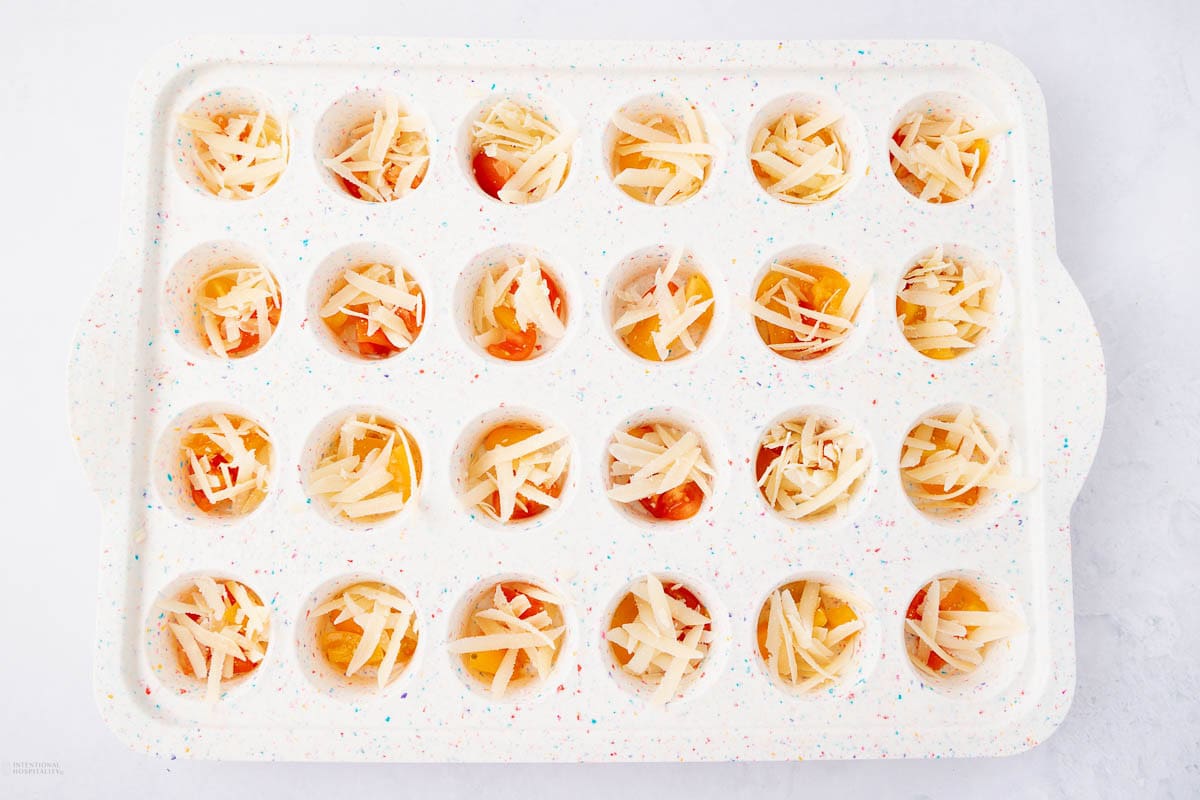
941 583 988 612
483 423 538 451
467 649 506 676
812 607 827 629
322 630 386 667
825 604 858 629
386 434 420 499
493 305 524 333
624 315 663 361
204 276 236 298
896 298 922 325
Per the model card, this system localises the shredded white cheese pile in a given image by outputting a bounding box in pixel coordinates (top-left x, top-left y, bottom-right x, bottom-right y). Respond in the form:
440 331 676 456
184 414 272 515
312 582 417 688
447 583 565 698
760 581 865 692
897 246 999 358
905 577 1023 679
157 576 270 705
757 415 870 520
606 575 713 705
750 109 850 203
471 255 566 352
463 425 570 523
178 109 289 199
610 104 715 205
309 414 420 521
744 263 868 359
472 100 575 203
889 112 999 202
320 263 425 353
612 248 714 361
197 264 280 358
323 95 429 202
607 423 714 507
900 405 1033 514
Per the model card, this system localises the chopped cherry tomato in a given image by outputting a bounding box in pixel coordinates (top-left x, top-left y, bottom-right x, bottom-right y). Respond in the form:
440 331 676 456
906 588 927 620
926 651 946 671
231 657 257 675
501 585 545 619
665 584 702 612
486 322 538 361
472 151 514 198
639 481 704 521
755 445 781 482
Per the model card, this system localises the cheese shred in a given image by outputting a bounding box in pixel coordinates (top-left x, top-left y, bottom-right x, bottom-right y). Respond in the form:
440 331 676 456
889 112 1000 203
606 575 713 705
610 103 714 205
900 405 1034 514
178 108 289 199
897 246 999 359
158 576 270 705
756 414 869 520
322 95 429 202
309 413 421 522
312 581 418 688
750 109 850 203
757 581 865 692
449 582 566 698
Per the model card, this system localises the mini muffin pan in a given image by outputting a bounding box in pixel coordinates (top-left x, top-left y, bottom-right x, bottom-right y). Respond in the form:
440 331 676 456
67 37 1106 761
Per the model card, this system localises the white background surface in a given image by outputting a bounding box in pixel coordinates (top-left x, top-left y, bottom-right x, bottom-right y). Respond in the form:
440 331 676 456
1 0 1196 797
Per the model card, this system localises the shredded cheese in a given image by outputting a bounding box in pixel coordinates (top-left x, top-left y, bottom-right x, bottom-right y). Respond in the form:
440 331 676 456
319 263 425 356
177 108 289 199
312 581 418 688
756 414 869 520
471 99 575 204
607 422 714 510
196 263 280 358
182 413 272 516
463 422 570 524
471 254 566 358
750 109 850 203
448 582 565 697
744 261 867 360
612 248 714 361
889 112 1000 202
309 413 421 522
897 246 999 359
606 575 713 705
158 576 270 705
900 405 1034 514
758 581 865 691
322 95 429 202
610 103 714 205
905 577 1023 679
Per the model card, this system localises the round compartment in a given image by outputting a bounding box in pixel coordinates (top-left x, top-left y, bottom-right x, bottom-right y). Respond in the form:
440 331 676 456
752 572 876 697
307 241 428 362
746 243 874 366
601 406 726 529
601 572 725 707
602 93 719 207
450 406 575 530
145 572 272 703
300 405 423 530
457 91 577 205
897 402 1024 526
296 574 422 702
313 88 433 204
899 569 1027 698
887 91 1005 205
447 574 572 702
603 244 725 365
152 402 277 525
893 242 1011 364
172 86 291 201
752 405 876 530
163 239 282 360
453 243 573 365
745 92 867 205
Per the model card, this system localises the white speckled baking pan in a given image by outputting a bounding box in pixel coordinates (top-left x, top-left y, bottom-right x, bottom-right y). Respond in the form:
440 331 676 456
67 36 1105 762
